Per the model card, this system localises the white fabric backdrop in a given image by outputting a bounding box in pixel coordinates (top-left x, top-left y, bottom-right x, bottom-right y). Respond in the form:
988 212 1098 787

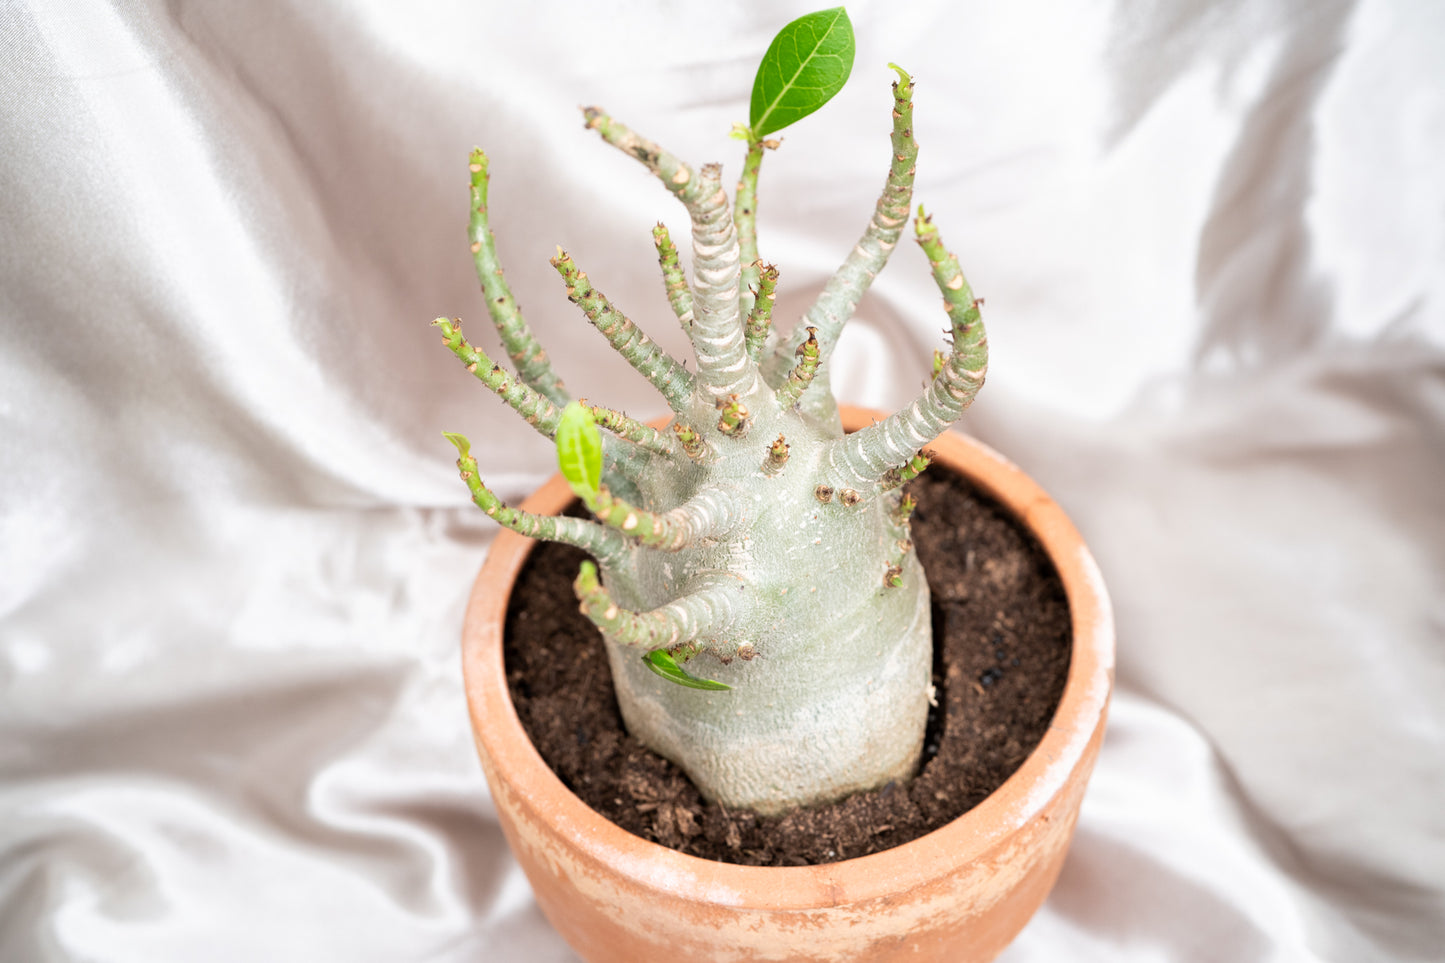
3 1 1443 960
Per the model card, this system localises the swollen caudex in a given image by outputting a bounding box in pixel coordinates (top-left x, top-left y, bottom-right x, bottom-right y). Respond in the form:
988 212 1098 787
437 60 987 813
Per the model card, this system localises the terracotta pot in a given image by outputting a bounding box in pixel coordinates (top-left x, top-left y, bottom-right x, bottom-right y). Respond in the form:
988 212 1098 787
462 407 1114 962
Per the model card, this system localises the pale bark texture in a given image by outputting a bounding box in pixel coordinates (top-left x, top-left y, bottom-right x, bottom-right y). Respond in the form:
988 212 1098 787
442 70 989 813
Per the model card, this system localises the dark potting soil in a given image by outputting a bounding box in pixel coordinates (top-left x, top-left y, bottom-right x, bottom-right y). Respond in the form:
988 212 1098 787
502 468 1072 866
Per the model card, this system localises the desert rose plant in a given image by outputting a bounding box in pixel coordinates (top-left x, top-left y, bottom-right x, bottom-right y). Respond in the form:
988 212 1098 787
437 8 987 815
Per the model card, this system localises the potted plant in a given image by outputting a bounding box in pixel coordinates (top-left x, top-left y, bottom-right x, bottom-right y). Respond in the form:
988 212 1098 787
442 9 1113 961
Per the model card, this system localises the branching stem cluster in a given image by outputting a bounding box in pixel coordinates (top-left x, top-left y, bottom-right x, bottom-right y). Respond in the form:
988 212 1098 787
438 64 986 671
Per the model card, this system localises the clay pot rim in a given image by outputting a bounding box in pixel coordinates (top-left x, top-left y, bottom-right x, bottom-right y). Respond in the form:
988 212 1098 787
462 406 1114 910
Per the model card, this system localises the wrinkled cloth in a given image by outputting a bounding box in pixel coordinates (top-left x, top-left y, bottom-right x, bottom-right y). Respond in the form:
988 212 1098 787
3 1 1443 961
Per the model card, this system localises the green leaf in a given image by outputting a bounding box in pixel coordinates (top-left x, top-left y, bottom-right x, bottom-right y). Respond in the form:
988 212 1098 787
644 649 732 691
442 431 472 459
749 7 855 138
556 402 602 504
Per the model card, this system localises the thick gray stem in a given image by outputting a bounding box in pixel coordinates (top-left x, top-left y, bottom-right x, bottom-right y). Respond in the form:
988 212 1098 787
582 107 759 404
687 163 759 402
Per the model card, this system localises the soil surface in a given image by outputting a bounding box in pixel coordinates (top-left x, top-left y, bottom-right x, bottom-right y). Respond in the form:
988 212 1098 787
503 468 1072 866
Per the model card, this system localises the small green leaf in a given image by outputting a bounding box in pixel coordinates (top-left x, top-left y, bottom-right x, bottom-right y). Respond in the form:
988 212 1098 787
644 649 732 691
442 431 472 459
556 402 602 504
749 7 855 138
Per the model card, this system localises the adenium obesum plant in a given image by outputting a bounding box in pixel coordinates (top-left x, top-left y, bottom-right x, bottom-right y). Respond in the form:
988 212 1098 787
437 8 987 815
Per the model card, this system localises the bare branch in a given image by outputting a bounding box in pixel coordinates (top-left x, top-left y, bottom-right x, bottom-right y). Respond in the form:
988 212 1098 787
773 326 820 410
444 433 626 563
552 249 693 412
652 223 695 330
591 483 746 552
582 400 676 457
734 136 766 320
583 108 760 402
768 65 918 415
826 207 987 488
575 562 741 650
433 318 561 437
744 262 779 362
467 150 570 407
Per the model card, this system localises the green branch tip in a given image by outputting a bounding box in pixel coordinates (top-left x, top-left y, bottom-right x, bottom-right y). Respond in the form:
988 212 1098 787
881 450 933 491
764 434 790 474
775 326 821 409
888 63 912 88
744 261 779 361
576 559 600 591
716 395 750 437
673 422 708 462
